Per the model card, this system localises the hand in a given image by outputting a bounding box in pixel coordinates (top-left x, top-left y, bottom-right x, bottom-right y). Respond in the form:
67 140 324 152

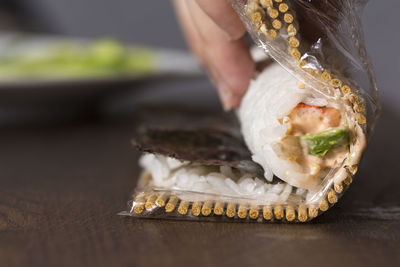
173 0 255 110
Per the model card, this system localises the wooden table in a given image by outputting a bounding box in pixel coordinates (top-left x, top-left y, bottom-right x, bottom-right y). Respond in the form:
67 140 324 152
1 108 399 267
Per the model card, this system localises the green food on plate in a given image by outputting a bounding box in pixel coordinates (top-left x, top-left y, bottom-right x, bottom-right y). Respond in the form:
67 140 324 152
0 39 155 80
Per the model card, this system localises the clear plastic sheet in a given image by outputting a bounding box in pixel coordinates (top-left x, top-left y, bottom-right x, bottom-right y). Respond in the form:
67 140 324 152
121 0 380 223
231 0 380 134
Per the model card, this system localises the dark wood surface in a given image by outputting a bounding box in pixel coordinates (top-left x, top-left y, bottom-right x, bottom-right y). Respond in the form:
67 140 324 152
1 108 399 267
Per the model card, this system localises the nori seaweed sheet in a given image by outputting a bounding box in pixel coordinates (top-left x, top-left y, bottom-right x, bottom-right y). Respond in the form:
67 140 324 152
132 108 264 176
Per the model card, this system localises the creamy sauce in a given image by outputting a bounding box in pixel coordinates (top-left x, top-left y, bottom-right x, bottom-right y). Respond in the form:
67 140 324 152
288 104 341 135
280 103 348 179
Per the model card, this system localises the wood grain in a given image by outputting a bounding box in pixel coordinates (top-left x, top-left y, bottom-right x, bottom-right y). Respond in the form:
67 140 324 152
0 114 399 267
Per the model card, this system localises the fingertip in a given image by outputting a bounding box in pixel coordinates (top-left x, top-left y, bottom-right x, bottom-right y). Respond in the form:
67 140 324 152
213 43 255 109
216 80 249 111
228 94 243 110
186 0 254 110
219 45 255 100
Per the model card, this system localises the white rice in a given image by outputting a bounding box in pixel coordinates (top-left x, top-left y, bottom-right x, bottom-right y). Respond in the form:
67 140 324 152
237 62 335 190
139 153 309 203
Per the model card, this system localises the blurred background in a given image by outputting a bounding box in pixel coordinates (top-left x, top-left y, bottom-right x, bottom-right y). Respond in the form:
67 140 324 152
0 2 399 264
0 0 398 124
0 0 217 124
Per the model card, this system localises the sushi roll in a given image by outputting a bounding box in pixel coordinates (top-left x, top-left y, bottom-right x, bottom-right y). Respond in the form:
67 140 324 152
234 0 377 192
124 0 379 222
238 61 366 191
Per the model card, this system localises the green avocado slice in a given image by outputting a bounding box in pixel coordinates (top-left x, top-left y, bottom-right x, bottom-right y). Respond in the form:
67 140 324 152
0 39 155 79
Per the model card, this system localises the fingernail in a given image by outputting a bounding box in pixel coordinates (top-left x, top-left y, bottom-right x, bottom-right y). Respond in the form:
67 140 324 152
221 29 235 42
206 68 234 111
216 81 234 111
221 28 244 42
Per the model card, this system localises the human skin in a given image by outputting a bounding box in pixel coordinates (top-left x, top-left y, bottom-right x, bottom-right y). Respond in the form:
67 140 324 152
173 0 255 110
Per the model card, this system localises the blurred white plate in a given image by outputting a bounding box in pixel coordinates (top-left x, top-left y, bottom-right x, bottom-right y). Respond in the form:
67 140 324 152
0 33 203 124
0 32 202 89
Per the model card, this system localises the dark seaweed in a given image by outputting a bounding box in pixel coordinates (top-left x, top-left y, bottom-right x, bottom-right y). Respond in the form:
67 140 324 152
132 109 264 176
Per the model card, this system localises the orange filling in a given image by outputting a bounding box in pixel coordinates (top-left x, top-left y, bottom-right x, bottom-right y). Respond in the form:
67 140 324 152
281 104 347 178
288 104 341 135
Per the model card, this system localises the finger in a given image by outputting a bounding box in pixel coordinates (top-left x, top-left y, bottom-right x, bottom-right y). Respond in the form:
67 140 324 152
172 0 205 64
195 0 246 40
187 0 255 109
173 0 237 109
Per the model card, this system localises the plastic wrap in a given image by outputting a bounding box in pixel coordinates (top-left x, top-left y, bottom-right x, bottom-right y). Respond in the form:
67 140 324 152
121 0 380 223
232 0 379 133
